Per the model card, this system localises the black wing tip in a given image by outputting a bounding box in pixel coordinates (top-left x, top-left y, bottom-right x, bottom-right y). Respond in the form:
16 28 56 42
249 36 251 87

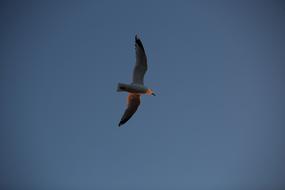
118 120 125 127
135 34 140 41
135 34 145 52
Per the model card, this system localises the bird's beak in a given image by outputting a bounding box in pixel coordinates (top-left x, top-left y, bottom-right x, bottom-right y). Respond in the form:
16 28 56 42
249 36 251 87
152 93 156 96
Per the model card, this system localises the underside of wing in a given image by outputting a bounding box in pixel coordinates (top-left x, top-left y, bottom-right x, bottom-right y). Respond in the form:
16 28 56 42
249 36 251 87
132 35 147 85
118 93 141 127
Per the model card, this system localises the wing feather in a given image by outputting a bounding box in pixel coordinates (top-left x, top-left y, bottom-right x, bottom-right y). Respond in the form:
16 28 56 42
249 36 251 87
118 93 141 126
132 35 147 84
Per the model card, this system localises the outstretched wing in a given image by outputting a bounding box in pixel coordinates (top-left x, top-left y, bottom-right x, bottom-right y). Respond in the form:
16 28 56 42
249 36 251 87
118 93 141 127
132 35 147 85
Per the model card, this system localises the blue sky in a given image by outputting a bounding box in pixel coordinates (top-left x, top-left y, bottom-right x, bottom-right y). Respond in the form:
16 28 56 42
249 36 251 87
1 1 285 189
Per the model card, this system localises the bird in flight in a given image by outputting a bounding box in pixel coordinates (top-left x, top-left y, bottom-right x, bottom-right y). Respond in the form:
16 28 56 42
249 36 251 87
117 35 155 127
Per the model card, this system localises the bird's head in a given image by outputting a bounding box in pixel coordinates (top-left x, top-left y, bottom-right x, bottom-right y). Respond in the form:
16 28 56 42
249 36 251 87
146 89 156 96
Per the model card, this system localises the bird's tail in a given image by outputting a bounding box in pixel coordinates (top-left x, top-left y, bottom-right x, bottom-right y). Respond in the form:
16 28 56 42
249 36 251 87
117 83 125 92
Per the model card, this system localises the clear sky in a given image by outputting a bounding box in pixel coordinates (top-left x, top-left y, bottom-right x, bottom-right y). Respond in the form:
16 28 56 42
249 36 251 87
1 1 285 189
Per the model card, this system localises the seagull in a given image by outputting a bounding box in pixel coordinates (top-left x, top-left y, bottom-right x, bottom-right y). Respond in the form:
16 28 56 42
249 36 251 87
117 35 155 127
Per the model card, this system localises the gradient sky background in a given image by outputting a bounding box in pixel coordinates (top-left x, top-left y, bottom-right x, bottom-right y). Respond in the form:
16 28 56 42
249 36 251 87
1 1 285 190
